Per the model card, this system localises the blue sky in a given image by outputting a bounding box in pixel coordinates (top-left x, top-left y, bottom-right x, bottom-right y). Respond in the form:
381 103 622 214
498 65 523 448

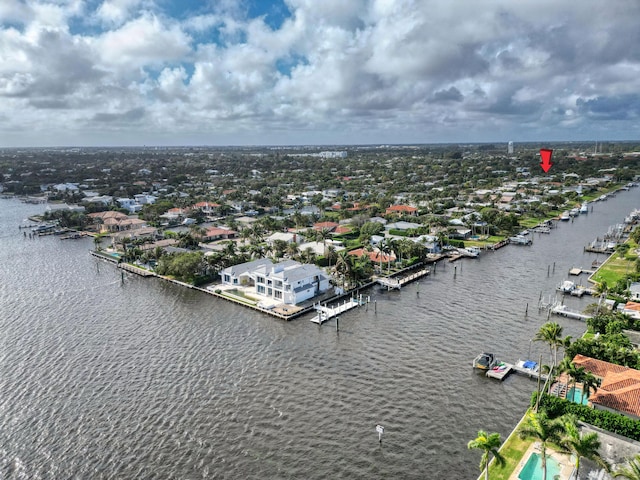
1 0 639 147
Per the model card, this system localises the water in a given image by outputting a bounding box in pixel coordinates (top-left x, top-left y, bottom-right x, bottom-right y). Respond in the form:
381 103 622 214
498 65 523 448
567 387 589 405
518 452 562 480
0 191 638 479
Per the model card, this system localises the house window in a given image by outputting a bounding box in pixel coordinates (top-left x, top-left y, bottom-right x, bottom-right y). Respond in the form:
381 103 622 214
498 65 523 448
267 280 272 286
274 280 283 289
233 278 238 285
267 288 272 296
285 285 291 291
257 276 264 284
224 274 230 283
257 285 265 294
274 290 282 299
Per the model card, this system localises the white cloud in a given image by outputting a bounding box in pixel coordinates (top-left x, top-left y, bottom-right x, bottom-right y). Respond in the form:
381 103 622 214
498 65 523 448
96 0 149 26
95 14 192 70
1 0 640 146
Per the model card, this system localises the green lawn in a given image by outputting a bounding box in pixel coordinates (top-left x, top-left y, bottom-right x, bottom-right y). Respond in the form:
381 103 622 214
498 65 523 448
591 240 638 286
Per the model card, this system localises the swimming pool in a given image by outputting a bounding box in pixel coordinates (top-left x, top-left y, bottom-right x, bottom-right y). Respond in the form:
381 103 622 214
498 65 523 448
518 452 562 480
567 386 589 405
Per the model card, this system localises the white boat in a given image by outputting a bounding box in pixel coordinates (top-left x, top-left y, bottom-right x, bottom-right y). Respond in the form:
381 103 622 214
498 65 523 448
580 202 589 214
461 246 481 257
473 352 497 370
557 280 575 293
509 235 532 245
560 211 570 221
532 226 551 234
569 208 580 217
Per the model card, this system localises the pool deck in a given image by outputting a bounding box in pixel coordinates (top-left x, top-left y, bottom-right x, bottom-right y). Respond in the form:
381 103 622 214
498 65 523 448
509 442 574 480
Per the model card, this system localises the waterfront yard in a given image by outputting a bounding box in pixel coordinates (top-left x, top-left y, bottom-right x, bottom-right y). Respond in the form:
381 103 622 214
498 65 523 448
591 240 639 286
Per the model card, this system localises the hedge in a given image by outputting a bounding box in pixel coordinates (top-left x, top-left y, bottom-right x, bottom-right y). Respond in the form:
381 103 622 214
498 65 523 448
530 392 640 441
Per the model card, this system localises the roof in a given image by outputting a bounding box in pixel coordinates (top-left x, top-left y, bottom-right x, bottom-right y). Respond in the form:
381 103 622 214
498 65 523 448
348 248 396 263
205 227 235 237
589 368 640 418
572 354 629 378
386 204 417 213
88 211 128 220
313 221 339 230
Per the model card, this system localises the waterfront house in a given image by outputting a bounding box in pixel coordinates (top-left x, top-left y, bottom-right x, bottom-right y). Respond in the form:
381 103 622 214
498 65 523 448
572 354 640 420
219 259 330 305
629 283 640 302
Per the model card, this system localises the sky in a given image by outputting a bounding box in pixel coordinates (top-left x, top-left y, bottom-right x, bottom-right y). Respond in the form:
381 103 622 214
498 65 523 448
1 0 639 147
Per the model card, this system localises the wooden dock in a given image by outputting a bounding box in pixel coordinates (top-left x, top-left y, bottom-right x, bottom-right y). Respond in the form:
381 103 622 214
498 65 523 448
375 267 430 291
512 361 549 382
310 298 362 324
569 267 596 276
489 239 509 250
486 363 513 380
486 361 549 382
551 305 593 321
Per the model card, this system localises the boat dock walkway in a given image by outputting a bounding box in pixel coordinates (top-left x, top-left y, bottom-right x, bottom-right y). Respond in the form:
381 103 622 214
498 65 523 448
375 267 430 291
551 304 593 321
310 298 363 324
487 361 549 382
569 267 596 276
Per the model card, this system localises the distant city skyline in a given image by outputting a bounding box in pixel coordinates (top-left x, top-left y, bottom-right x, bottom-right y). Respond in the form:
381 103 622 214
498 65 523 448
1 1 639 147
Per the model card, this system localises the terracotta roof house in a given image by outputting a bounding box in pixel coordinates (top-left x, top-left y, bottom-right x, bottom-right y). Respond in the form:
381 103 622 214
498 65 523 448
348 248 396 264
313 221 339 231
572 354 640 419
334 225 352 235
193 201 221 214
203 227 236 242
385 205 418 216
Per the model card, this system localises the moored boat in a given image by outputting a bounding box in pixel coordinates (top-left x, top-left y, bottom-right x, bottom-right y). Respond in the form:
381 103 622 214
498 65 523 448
473 352 497 370
560 211 570 221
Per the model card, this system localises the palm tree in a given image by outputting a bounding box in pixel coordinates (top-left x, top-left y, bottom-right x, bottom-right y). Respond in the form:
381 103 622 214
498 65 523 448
581 371 598 404
335 251 352 289
518 410 566 480
467 430 506 480
316 227 332 256
534 322 564 373
614 454 640 479
326 244 337 270
560 414 610 479
557 357 585 397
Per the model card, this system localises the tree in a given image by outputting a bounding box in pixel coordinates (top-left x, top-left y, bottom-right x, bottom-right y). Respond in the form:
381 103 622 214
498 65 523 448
581 371 599 404
534 322 564 373
557 357 584 397
518 410 566 480
560 414 610 479
614 454 640 480
467 430 506 480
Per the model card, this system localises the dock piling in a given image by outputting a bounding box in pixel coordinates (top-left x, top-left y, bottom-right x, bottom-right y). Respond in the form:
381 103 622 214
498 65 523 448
336 317 339 332
553 262 556 273
547 265 550 277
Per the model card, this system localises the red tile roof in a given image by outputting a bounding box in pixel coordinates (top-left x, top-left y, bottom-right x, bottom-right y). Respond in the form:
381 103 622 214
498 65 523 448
348 248 396 263
313 221 339 231
385 205 417 214
573 355 640 418
572 354 629 379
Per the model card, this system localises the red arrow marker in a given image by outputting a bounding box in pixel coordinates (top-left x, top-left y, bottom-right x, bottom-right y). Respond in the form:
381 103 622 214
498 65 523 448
540 148 553 173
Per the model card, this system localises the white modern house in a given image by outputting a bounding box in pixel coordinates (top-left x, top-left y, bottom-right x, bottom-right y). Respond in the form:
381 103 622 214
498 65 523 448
220 259 330 305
